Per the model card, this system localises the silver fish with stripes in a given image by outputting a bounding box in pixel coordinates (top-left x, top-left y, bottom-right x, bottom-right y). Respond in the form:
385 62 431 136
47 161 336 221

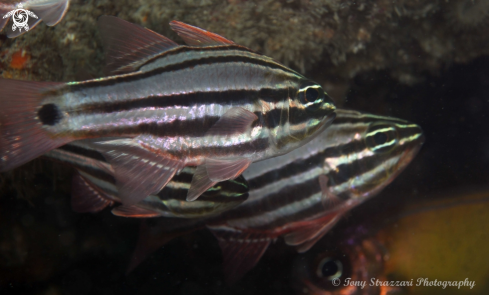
43 140 249 218
0 16 336 205
127 109 424 282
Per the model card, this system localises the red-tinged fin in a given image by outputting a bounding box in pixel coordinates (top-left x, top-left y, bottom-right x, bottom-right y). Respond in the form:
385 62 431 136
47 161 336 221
127 219 202 274
284 213 341 249
187 165 217 201
71 170 114 213
97 16 179 74
0 78 69 172
28 0 70 26
206 107 258 136
295 216 342 253
169 20 235 46
94 138 184 205
112 204 162 218
319 175 343 209
206 158 252 182
208 225 271 284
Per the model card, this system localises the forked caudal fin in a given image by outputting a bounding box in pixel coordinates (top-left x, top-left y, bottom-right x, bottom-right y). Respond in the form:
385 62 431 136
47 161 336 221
2 0 70 38
0 78 69 172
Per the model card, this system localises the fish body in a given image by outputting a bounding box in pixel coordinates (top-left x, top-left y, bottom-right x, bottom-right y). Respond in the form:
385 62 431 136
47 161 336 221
293 188 489 295
44 141 249 218
0 16 336 204
130 109 424 282
0 0 69 38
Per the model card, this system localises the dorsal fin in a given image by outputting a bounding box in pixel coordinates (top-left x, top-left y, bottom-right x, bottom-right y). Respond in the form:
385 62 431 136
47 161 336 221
97 16 179 74
169 20 235 46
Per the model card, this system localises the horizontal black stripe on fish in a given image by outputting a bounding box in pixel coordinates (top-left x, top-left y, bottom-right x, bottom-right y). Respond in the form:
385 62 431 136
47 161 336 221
65 53 301 92
155 186 248 203
74 88 292 115
139 44 299 76
219 177 324 221
58 144 107 163
68 116 267 142
248 140 366 190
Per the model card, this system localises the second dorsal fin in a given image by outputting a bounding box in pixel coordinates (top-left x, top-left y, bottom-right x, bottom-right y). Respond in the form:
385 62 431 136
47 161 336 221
97 16 179 74
169 20 235 46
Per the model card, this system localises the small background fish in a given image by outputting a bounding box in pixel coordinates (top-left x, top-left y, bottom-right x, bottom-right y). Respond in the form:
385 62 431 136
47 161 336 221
0 1 489 294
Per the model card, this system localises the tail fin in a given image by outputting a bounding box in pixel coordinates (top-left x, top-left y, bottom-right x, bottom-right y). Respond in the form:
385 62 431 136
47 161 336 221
29 0 70 26
0 78 68 172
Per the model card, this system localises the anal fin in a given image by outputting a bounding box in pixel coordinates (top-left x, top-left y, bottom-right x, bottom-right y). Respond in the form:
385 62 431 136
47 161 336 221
208 225 271 284
94 138 184 205
71 170 114 213
112 204 162 218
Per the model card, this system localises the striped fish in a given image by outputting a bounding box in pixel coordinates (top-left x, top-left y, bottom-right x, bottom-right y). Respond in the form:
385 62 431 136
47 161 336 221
0 16 336 205
43 140 249 218
128 109 424 282
0 0 69 38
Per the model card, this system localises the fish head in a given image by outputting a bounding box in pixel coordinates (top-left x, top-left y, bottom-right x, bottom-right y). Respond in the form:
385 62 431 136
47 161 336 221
324 111 424 201
270 79 336 154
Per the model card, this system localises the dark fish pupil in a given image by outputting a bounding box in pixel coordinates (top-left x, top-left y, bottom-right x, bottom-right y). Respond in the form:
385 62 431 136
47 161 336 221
306 88 319 102
38 104 61 126
373 132 388 145
321 259 339 277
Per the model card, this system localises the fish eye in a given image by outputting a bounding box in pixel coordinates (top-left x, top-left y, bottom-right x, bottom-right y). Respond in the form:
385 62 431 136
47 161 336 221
316 257 343 280
306 87 319 103
373 131 388 145
365 122 398 153
298 81 325 111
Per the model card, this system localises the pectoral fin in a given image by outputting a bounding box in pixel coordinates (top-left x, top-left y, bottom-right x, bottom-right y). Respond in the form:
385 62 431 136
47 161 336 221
206 158 252 182
94 138 184 205
319 174 342 209
284 214 342 253
187 158 252 201
186 165 217 201
206 107 258 136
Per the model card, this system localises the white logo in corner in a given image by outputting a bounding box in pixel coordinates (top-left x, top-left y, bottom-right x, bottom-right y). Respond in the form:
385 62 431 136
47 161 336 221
2 3 38 33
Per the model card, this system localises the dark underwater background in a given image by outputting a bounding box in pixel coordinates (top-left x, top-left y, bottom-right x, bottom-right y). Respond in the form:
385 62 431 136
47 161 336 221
0 1 488 294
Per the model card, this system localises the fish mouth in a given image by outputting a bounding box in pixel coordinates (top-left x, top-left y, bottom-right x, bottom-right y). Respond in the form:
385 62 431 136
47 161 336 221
389 130 424 185
308 112 336 137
